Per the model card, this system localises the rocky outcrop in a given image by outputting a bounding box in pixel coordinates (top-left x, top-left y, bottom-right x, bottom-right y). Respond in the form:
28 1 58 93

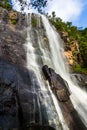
60 31 82 68
60 31 70 43
64 51 74 65
42 65 87 130
71 73 87 89
9 11 18 20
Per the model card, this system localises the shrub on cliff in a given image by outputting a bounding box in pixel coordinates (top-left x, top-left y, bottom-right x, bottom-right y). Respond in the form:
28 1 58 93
0 0 12 10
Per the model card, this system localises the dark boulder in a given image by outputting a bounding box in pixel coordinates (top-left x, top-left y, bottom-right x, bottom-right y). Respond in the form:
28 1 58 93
42 65 87 130
42 65 51 80
42 65 70 95
71 73 87 89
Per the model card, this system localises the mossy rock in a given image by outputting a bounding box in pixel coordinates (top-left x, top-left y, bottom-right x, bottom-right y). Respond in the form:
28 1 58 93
10 19 17 24
31 17 38 28
9 11 18 25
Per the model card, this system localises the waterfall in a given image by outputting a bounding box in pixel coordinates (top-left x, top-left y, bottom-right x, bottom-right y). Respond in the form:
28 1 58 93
24 13 87 129
24 14 65 130
41 15 87 127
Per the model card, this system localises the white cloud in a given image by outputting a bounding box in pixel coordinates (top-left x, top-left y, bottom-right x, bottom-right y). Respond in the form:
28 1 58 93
11 0 38 13
46 0 85 22
10 0 87 24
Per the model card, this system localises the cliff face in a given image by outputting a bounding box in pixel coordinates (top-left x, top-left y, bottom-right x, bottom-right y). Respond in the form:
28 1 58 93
60 31 87 90
60 31 82 67
0 7 26 130
0 7 87 130
0 8 58 130
0 7 27 65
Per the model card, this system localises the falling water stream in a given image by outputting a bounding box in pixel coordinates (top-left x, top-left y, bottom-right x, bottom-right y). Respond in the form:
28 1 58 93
41 15 87 127
24 14 66 130
24 14 87 130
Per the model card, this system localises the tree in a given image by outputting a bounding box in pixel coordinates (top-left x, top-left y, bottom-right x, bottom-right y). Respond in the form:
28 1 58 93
52 11 56 18
18 0 48 13
31 0 47 12
66 22 72 27
0 0 12 10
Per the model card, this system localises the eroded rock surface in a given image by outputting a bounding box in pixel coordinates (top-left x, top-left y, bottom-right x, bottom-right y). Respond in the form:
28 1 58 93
0 7 27 65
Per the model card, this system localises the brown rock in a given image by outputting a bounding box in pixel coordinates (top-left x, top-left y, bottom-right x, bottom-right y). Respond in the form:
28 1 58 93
64 51 74 65
64 100 74 112
9 11 18 20
56 89 69 102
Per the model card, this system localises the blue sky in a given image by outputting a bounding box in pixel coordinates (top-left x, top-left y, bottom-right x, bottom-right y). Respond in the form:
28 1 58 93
11 0 87 28
74 3 87 28
46 0 87 29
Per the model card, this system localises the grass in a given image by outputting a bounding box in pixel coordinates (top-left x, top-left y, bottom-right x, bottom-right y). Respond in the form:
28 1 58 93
73 64 87 74
31 17 37 28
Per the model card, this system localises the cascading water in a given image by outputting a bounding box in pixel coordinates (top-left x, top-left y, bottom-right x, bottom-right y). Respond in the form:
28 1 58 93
24 14 66 130
24 13 87 130
41 15 87 128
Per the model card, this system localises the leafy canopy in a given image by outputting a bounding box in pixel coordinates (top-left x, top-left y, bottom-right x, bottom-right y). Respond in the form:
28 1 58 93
30 0 47 12
14 0 47 13
0 0 48 12
0 0 12 10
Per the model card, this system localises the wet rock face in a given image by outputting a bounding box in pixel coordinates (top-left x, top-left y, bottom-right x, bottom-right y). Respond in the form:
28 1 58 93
0 59 55 130
0 83 19 129
0 9 55 129
0 8 33 127
0 7 27 66
0 59 36 129
0 59 20 129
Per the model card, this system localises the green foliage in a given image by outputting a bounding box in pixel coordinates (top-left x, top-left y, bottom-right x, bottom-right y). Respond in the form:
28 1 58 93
73 51 78 56
66 22 72 27
30 0 47 12
31 16 37 28
19 0 47 13
0 0 12 10
11 19 17 24
79 41 87 67
52 11 56 18
0 0 48 13
50 18 65 32
73 64 87 74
